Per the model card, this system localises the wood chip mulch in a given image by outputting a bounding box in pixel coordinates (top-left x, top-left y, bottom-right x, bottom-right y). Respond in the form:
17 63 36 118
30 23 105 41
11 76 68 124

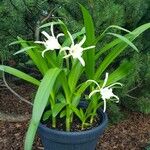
97 112 150 150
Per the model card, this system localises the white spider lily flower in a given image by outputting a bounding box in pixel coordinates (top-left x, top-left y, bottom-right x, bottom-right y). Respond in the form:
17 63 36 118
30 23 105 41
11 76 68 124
87 73 122 112
60 31 95 66
35 23 64 57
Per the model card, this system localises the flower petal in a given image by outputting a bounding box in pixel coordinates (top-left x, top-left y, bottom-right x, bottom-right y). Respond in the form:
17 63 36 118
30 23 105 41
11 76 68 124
41 31 52 40
111 94 119 103
42 48 50 57
86 80 101 90
63 54 72 58
83 45 95 51
78 35 86 46
77 56 85 66
102 72 109 88
107 82 123 88
89 90 100 98
67 31 74 46
51 23 55 37
56 33 64 39
34 41 45 44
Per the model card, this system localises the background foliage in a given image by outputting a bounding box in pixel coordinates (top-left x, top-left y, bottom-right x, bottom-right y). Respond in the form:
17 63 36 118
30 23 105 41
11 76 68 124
0 0 149 120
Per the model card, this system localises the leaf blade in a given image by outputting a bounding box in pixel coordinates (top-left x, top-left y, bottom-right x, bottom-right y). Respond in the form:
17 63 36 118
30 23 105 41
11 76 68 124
0 65 40 86
14 46 37 55
107 32 139 52
52 103 66 117
24 68 61 150
80 4 95 78
95 23 150 80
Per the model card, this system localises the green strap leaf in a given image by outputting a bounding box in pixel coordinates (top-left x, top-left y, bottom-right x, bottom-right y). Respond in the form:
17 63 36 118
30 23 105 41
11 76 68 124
9 40 29 46
24 68 61 150
18 37 49 75
43 110 52 121
60 110 66 118
95 23 150 60
80 4 95 79
14 46 37 55
95 37 121 60
52 103 67 117
107 25 132 33
59 71 71 103
94 25 132 45
107 61 133 85
0 65 40 86
107 32 139 52
70 105 83 121
94 23 150 80
68 62 83 93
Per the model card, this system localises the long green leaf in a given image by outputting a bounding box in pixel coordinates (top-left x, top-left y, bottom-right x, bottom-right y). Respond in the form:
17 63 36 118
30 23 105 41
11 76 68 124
14 46 37 55
18 37 49 75
0 65 40 86
94 25 132 44
95 23 150 79
70 105 82 121
107 32 139 52
71 82 91 107
95 23 150 60
43 110 52 121
52 103 67 117
80 4 95 78
68 62 83 93
59 71 71 102
24 68 61 150
9 40 29 46
62 27 86 47
107 61 133 85
107 25 132 33
95 37 121 60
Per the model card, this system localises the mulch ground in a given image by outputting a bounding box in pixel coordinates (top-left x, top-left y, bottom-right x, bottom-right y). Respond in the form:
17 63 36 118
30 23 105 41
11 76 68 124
0 81 150 150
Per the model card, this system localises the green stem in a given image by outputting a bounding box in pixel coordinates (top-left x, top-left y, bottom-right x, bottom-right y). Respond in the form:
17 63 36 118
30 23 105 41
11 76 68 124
90 116 94 124
66 106 71 131
52 116 56 128
81 122 85 130
66 117 70 131
90 110 96 124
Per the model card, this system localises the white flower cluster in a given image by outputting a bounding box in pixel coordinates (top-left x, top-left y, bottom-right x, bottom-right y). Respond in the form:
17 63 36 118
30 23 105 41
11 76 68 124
87 73 122 112
35 23 95 66
35 23 121 112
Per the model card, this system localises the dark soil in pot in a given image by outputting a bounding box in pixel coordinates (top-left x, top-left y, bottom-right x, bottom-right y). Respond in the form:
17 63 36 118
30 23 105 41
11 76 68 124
44 111 101 132
41 101 102 132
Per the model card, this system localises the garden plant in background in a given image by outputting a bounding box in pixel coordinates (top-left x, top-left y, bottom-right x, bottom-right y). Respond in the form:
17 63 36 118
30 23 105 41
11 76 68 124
0 4 150 150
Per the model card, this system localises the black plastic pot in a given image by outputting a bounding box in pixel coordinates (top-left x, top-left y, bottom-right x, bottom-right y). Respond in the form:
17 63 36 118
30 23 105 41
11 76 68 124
38 102 108 150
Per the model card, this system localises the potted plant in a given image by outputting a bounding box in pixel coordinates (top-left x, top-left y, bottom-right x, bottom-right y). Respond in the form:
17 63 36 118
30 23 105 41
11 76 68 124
0 4 149 150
